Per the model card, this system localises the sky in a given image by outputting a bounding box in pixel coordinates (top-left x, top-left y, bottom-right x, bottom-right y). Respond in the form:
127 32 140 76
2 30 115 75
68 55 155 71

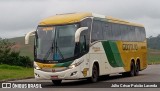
0 0 160 38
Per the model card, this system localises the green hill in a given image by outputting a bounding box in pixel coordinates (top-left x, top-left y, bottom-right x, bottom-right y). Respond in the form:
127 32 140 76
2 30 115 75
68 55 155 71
9 36 34 60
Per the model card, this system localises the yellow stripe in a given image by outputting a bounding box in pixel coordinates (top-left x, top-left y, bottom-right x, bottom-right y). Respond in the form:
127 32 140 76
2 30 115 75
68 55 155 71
36 62 56 68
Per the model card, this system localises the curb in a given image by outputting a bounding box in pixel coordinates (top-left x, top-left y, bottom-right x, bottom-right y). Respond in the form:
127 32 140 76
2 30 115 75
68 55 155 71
0 77 34 82
148 63 160 65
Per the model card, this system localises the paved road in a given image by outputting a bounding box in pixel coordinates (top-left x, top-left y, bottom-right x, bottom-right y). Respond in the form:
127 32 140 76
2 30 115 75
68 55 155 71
1 64 160 91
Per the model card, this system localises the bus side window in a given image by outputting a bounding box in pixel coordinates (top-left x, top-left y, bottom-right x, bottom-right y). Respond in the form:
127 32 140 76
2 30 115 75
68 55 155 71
80 18 92 50
121 25 129 41
80 35 87 53
140 27 146 41
135 27 141 41
103 22 112 40
91 20 103 42
111 23 121 40
128 26 136 41
120 25 124 41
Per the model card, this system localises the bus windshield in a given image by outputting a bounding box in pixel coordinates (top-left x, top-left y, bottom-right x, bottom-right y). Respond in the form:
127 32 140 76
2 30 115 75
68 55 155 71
36 24 79 62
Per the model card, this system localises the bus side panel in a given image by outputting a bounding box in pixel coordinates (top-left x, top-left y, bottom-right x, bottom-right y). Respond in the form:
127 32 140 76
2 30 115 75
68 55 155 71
89 42 125 76
139 41 147 70
116 41 147 72
89 42 110 76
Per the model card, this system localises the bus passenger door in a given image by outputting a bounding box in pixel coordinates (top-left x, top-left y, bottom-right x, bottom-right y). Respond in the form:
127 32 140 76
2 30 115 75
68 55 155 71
78 35 90 78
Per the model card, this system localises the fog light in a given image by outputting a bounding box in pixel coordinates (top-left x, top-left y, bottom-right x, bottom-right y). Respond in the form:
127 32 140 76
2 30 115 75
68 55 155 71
35 73 40 77
70 71 77 76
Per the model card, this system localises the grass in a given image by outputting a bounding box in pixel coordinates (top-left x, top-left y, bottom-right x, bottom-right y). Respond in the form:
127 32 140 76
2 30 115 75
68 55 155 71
147 49 160 64
0 64 34 81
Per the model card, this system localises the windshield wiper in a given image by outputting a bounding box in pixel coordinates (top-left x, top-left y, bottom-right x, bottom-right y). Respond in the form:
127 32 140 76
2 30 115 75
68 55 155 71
43 38 64 61
55 44 64 60
43 43 54 60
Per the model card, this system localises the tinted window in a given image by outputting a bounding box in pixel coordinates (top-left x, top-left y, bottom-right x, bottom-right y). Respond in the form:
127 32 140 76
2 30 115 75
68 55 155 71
139 27 146 41
89 19 146 42
91 20 103 42
121 25 129 41
80 18 92 45
103 22 113 40
135 27 146 41
111 23 122 40
128 26 136 41
135 27 142 41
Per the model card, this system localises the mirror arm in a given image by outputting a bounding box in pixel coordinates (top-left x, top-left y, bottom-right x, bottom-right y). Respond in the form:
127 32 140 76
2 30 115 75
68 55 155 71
25 30 35 44
75 27 88 42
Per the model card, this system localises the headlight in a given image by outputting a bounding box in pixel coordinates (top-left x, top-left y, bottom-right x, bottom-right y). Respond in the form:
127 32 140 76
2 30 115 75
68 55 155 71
69 59 84 69
69 65 76 69
34 62 41 70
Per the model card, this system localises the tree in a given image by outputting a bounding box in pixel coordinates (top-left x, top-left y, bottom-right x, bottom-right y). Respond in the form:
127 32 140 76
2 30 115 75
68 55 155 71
0 38 14 64
147 35 160 50
0 38 32 67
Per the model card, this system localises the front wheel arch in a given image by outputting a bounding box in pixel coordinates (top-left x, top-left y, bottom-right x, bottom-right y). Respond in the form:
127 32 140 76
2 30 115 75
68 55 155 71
88 62 99 82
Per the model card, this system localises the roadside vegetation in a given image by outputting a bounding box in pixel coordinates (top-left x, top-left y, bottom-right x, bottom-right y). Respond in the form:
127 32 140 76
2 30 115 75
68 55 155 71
147 49 160 64
0 38 33 81
0 64 33 81
0 38 32 67
9 36 34 60
147 34 160 50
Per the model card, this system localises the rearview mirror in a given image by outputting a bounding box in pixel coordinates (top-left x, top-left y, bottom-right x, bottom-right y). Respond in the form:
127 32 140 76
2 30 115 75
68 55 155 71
75 27 88 42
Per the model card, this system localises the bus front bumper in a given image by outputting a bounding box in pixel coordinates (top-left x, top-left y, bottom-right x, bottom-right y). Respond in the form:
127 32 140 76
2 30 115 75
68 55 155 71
34 66 85 80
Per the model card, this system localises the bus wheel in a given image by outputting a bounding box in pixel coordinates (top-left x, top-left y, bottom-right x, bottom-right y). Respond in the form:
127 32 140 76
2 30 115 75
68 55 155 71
135 62 140 76
52 80 62 86
88 64 99 83
122 61 135 77
130 61 135 77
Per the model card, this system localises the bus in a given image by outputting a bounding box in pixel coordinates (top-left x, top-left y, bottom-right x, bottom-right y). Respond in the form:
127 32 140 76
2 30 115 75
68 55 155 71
25 12 147 85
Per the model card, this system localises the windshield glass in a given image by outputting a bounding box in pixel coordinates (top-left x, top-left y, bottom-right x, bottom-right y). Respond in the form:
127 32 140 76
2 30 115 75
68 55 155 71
36 24 78 62
36 27 55 60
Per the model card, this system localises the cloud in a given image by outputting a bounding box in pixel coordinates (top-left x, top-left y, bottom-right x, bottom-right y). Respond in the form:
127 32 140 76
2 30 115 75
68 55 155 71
0 0 49 38
45 0 160 37
45 0 160 19
0 0 160 38
0 1 47 30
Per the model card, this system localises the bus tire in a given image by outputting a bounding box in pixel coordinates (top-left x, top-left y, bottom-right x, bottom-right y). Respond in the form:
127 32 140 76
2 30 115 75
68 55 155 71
130 61 135 77
88 64 99 83
135 61 140 76
122 61 135 77
52 80 62 86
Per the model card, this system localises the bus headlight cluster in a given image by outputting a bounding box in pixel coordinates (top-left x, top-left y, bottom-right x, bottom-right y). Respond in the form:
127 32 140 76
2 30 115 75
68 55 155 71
69 59 84 69
34 62 41 70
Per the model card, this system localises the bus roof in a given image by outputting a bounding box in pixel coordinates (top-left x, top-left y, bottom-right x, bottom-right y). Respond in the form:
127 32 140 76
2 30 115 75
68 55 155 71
39 12 144 27
106 16 144 27
39 12 92 25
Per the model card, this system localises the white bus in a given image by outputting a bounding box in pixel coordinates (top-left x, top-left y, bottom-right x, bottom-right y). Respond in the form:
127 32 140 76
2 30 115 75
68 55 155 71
25 12 147 85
